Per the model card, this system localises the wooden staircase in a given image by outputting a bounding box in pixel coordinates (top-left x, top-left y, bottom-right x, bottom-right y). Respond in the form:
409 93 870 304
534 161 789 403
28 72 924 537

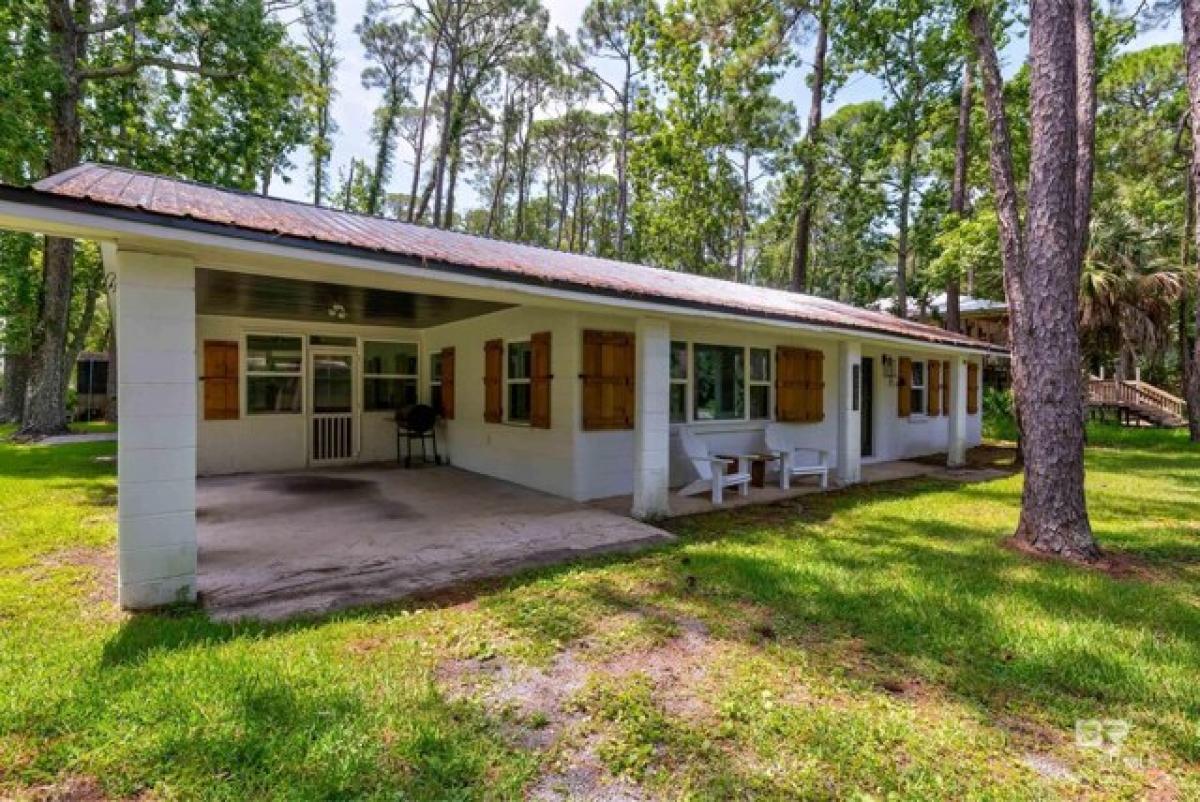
1087 377 1187 428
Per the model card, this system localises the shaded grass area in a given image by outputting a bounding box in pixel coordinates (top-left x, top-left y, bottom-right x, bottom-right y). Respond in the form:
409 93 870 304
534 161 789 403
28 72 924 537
1 423 1197 799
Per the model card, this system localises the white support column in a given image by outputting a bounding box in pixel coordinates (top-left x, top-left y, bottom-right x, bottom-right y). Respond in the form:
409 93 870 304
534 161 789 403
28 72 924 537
836 341 862 485
632 317 671 520
947 355 968 468
113 250 198 609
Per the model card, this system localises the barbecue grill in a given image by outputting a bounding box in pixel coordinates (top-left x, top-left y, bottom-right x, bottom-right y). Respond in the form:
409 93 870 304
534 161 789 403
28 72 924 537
395 404 441 468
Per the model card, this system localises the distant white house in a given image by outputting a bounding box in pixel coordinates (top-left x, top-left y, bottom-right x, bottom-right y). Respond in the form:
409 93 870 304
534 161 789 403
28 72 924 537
0 165 1002 610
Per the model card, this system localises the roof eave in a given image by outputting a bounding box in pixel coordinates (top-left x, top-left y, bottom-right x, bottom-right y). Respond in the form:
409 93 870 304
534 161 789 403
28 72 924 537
0 185 1008 357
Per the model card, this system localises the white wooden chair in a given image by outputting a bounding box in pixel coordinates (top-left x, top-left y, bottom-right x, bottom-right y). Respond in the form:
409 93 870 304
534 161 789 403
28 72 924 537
677 427 752 505
764 423 831 490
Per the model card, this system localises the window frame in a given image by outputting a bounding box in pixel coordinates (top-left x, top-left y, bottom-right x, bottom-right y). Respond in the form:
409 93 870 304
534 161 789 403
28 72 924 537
504 339 533 425
691 342 747 422
669 340 690 424
244 332 305 416
747 347 773 420
361 339 419 413
668 341 779 426
909 358 927 417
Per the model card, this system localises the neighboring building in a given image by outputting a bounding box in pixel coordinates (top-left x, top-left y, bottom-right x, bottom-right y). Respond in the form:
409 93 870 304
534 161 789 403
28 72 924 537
878 293 1011 391
74 351 110 421
0 165 1004 611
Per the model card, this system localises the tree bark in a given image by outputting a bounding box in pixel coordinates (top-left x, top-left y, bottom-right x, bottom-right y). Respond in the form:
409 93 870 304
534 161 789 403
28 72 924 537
514 102 535 240
1183 0 1200 441
1 352 30 424
970 2 1096 560
736 149 750 282
946 59 973 332
22 0 84 436
1074 0 1096 268
893 137 915 320
616 61 632 258
485 97 516 237
790 8 827 293
431 42 460 227
1015 0 1098 559
408 30 442 222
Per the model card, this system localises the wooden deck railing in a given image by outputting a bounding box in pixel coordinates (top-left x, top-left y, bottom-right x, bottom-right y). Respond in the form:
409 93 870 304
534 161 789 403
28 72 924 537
1086 377 1185 420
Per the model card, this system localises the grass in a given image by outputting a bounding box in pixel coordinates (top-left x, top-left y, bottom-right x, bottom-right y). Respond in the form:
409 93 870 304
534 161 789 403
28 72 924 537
1 423 1198 799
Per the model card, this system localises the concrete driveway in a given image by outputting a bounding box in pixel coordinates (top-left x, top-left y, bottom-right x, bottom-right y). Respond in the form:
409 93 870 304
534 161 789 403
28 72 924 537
197 465 672 621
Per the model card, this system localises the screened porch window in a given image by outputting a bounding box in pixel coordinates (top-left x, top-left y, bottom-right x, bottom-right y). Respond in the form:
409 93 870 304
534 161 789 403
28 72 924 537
246 335 303 415
363 341 418 412
693 344 744 421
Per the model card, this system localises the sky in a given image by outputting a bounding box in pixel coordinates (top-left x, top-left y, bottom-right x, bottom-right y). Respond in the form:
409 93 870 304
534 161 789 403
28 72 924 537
272 1 1184 207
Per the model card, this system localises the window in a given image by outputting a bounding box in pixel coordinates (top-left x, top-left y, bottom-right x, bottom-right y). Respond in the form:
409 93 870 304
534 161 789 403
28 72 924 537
363 341 418 412
309 334 356 347
506 341 532 423
910 359 927 415
693 344 744 421
669 341 688 423
749 347 772 419
429 351 443 415
246 335 302 414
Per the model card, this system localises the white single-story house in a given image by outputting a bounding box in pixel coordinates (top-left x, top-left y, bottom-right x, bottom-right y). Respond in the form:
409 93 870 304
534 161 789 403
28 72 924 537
0 165 1003 613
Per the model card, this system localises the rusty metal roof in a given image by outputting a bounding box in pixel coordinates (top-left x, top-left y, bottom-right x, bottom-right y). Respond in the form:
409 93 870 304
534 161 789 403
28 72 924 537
32 164 1003 352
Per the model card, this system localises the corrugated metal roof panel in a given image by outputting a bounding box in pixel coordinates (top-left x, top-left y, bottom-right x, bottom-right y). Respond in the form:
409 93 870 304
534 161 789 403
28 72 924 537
32 164 1004 352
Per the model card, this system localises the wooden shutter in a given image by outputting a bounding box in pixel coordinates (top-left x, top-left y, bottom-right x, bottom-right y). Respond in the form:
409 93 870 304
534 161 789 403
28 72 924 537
942 360 950 416
581 330 635 430
202 340 239 421
483 339 503 423
530 331 552 429
805 349 825 421
927 359 941 416
967 362 980 414
775 347 824 423
440 347 455 420
897 357 912 417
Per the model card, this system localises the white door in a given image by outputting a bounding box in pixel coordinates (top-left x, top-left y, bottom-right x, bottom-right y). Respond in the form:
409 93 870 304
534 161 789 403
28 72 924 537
310 350 357 464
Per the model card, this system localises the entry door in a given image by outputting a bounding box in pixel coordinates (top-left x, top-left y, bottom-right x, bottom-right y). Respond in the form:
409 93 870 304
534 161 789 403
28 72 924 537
310 350 356 464
860 357 874 458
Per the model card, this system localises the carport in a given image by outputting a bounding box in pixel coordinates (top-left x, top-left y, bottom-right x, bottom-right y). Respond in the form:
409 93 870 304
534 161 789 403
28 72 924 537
197 464 673 620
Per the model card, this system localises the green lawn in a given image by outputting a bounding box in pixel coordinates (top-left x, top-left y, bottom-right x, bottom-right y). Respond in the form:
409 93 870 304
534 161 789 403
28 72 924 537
1 425 1197 800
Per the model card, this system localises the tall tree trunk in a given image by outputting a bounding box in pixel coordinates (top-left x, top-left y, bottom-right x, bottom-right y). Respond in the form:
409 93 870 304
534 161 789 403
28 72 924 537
485 100 516 237
408 35 442 222
893 138 915 320
431 46 460 227
1 353 30 424
972 0 1096 561
1183 0 1200 441
444 135 462 229
946 59 973 332
514 103 535 240
616 64 632 258
23 0 84 436
60 272 100 403
367 100 398 216
736 150 750 282
1074 0 1096 267
790 8 828 293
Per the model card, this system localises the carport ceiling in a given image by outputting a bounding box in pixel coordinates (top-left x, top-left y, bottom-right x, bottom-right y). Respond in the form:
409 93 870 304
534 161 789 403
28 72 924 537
196 268 511 328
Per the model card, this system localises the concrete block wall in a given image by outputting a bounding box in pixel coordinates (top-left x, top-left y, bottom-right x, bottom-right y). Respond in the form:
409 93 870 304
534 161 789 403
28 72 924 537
115 251 198 609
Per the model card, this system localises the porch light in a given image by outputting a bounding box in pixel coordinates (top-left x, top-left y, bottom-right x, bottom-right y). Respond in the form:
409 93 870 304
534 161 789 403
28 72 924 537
327 303 348 320
881 355 896 386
